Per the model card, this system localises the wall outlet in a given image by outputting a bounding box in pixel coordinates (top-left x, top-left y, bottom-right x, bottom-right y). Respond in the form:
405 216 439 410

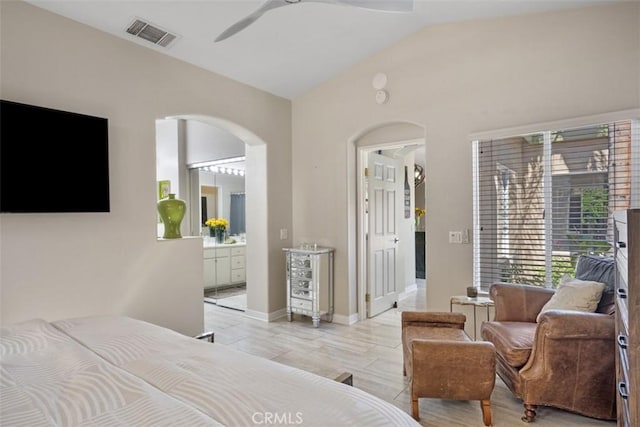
449 231 462 244
280 228 288 240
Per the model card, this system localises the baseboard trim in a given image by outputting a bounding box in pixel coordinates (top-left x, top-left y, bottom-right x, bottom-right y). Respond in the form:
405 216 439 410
243 308 357 325
399 283 418 298
332 313 359 325
269 308 288 321
244 308 287 322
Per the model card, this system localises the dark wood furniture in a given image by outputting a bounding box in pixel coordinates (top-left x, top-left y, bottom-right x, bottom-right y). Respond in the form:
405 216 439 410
334 372 353 386
614 209 639 427
194 331 215 343
415 231 425 279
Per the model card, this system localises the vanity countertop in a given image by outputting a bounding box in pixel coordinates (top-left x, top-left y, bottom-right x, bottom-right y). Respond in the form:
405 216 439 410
203 240 246 249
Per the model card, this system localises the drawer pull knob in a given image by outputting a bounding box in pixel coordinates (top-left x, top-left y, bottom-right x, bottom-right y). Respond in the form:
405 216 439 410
617 288 628 299
618 334 628 349
616 241 627 248
618 382 629 399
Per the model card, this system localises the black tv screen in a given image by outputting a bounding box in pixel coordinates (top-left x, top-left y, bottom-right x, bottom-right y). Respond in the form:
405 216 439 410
1 100 109 213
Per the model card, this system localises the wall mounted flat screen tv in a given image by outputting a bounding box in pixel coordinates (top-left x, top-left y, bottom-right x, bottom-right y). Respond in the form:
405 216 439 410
1 100 110 213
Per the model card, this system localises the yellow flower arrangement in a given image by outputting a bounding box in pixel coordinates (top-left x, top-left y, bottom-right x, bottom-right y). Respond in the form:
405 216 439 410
415 207 426 218
205 217 229 232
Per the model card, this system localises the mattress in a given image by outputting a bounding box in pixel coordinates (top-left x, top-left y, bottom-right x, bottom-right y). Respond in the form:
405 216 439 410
0 319 221 426
2 316 419 426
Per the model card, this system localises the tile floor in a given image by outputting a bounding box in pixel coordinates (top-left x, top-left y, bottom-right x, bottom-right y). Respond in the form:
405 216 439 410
203 279 615 427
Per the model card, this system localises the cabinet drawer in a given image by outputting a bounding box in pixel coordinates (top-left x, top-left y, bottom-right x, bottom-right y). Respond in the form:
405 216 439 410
290 255 311 268
617 252 629 288
615 217 628 262
205 248 231 259
231 246 245 256
215 248 231 258
204 248 216 259
231 269 245 283
616 289 629 332
292 288 313 299
617 380 631 424
289 298 312 311
231 255 245 269
292 279 312 289
291 269 312 279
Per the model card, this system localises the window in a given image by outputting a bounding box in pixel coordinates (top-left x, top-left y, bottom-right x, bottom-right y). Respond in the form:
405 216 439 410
473 120 637 289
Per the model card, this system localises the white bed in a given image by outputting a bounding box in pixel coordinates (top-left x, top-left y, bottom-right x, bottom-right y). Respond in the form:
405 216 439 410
1 316 419 426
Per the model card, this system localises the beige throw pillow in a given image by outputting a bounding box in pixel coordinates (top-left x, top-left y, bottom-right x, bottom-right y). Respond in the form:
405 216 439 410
536 275 606 322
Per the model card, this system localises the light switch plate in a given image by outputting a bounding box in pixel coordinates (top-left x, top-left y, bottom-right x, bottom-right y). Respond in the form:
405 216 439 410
280 228 288 240
449 231 462 244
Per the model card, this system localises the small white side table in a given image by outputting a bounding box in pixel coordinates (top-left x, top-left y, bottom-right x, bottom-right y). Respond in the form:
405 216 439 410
450 296 494 340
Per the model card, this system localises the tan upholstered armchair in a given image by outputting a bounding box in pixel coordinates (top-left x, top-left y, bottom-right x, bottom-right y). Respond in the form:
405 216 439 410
481 280 616 422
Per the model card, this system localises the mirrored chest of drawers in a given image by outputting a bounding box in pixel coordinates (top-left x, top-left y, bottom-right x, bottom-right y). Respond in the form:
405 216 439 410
283 246 335 328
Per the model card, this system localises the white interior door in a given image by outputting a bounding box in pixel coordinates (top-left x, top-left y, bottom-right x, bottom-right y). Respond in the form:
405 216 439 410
367 152 402 317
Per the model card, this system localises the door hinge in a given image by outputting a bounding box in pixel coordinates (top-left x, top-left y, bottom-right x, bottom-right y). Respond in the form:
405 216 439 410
365 293 370 302
364 167 369 177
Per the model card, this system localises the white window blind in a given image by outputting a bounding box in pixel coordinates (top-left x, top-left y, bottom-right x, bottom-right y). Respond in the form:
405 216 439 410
473 120 636 289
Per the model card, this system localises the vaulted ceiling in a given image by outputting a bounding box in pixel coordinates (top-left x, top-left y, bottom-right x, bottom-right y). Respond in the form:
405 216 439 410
25 0 609 99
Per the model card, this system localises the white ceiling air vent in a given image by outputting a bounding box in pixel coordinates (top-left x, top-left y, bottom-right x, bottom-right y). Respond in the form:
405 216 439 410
126 19 178 48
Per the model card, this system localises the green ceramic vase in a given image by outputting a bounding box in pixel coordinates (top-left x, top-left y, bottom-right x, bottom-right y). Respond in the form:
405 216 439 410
157 193 186 239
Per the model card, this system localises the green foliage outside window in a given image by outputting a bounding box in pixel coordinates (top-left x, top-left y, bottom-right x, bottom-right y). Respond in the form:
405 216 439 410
567 187 611 255
502 255 574 289
503 187 611 288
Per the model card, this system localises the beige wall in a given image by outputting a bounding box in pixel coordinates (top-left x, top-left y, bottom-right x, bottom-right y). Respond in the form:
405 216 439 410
292 3 640 315
2 1 638 330
0 1 292 334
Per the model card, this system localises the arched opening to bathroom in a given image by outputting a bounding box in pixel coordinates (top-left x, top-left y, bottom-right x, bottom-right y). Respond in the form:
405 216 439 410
155 114 268 320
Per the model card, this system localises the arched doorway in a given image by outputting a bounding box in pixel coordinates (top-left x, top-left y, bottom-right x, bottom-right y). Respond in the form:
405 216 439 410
155 114 268 318
348 121 426 320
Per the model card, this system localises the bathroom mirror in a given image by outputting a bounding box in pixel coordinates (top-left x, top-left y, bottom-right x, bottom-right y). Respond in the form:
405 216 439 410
200 185 218 226
198 170 245 235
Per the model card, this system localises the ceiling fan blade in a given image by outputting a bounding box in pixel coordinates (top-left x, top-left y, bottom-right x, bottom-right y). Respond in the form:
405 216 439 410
215 0 413 42
334 0 414 12
215 0 292 42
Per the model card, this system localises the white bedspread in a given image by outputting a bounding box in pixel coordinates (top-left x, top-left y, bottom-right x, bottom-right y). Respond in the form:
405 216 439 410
2 316 419 426
0 319 222 426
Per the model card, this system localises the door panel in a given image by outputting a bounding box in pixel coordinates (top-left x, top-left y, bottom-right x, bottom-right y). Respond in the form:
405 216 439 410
374 189 384 234
387 190 396 234
386 248 396 294
367 152 402 317
373 250 384 297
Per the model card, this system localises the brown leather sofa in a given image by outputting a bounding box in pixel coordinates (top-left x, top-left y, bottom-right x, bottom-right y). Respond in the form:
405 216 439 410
480 256 617 422
402 311 496 426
